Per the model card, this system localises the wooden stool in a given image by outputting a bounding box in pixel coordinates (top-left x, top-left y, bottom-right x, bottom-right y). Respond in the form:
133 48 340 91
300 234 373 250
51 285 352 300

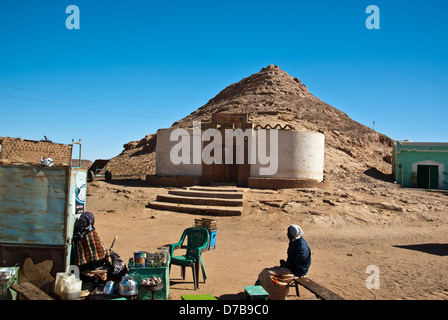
244 285 268 300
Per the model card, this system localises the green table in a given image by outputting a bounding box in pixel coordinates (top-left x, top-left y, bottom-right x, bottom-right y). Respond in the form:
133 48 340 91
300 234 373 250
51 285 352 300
128 259 170 300
181 294 217 300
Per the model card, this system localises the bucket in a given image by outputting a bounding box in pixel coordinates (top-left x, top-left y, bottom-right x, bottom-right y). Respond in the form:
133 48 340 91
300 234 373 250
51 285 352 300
134 251 147 267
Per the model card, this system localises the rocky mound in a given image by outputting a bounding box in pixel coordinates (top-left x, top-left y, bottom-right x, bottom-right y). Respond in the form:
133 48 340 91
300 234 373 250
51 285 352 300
106 65 393 183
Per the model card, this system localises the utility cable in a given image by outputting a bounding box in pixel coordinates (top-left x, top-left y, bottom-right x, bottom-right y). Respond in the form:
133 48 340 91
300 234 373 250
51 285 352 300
0 92 177 121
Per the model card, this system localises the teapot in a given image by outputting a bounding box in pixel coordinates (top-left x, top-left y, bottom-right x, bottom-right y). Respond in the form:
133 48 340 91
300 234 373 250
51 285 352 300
118 275 138 296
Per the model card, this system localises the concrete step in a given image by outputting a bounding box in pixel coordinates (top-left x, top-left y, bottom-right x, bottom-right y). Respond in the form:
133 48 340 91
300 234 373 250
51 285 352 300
156 194 243 206
148 201 243 216
169 189 244 199
187 186 247 193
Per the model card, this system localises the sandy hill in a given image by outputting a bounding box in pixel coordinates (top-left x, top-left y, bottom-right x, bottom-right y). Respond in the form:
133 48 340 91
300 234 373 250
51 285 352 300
106 65 393 184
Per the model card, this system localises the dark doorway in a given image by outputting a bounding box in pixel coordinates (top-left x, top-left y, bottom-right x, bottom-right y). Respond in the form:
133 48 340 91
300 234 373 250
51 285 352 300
417 165 439 189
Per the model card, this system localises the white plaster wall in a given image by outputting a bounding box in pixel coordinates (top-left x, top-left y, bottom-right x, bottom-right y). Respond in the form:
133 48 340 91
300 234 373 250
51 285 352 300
156 128 324 181
250 130 325 181
155 128 202 177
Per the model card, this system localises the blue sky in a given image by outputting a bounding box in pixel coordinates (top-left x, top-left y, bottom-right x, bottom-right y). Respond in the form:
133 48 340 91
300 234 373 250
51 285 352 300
0 0 447 161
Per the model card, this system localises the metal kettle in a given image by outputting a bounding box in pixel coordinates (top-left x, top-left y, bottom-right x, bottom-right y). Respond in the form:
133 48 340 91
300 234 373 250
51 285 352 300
118 275 138 296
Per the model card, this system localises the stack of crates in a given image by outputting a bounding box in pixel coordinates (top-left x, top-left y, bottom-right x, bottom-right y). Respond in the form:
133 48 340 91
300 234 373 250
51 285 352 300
195 218 217 250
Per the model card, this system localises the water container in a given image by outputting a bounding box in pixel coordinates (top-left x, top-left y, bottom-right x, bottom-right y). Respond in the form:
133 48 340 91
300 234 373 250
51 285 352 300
61 274 82 300
54 272 71 297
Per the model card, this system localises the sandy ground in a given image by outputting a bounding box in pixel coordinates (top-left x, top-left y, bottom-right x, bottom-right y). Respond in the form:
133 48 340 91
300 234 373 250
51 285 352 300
87 178 448 300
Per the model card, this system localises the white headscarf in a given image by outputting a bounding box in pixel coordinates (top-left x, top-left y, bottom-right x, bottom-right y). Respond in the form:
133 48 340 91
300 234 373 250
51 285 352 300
288 224 304 240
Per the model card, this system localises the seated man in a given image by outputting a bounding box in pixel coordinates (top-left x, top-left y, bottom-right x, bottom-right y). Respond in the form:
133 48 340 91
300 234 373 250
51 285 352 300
280 224 311 277
257 224 311 300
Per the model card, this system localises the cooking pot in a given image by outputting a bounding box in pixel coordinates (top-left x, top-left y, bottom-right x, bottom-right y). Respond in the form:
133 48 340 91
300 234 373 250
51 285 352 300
118 275 138 296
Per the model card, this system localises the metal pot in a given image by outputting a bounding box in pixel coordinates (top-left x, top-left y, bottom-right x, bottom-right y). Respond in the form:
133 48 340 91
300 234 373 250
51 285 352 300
104 280 116 295
118 275 138 296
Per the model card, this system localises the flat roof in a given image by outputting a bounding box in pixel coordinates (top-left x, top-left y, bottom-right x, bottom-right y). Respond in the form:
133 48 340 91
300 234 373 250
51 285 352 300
399 141 448 147
396 140 448 153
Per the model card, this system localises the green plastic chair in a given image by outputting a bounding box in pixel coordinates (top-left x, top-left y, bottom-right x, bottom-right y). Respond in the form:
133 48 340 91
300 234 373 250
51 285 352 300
169 227 210 290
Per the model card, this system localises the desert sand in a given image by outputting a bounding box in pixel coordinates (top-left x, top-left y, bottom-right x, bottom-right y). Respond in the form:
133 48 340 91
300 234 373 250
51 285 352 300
88 176 448 300
88 65 447 300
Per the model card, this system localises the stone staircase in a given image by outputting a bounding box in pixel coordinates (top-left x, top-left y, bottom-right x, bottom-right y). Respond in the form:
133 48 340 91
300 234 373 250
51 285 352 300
148 186 245 216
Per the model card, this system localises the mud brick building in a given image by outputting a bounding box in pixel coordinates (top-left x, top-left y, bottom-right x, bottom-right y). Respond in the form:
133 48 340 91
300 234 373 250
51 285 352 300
0 137 72 166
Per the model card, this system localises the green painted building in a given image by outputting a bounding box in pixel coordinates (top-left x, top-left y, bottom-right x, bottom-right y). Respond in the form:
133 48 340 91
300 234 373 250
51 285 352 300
392 141 448 190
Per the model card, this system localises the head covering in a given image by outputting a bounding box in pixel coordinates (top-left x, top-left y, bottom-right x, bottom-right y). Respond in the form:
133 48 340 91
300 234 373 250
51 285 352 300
288 224 304 241
76 212 95 231
74 212 95 241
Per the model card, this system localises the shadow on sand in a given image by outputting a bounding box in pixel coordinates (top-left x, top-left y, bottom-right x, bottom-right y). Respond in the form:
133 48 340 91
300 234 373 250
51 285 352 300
393 243 448 256
363 167 394 183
